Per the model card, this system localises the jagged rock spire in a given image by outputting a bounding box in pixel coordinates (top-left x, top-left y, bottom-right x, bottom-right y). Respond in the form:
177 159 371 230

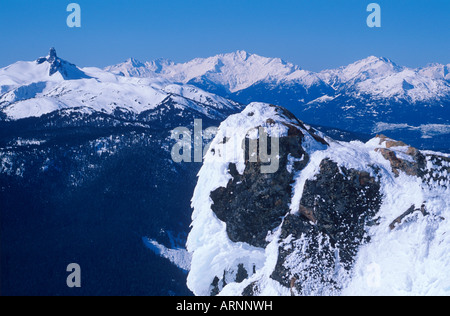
36 47 58 66
48 47 57 62
34 47 89 79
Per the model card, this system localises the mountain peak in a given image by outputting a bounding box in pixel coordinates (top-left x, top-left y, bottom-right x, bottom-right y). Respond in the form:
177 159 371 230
233 50 250 60
125 58 145 68
364 55 391 63
35 47 90 80
351 55 399 69
48 47 57 61
328 55 403 85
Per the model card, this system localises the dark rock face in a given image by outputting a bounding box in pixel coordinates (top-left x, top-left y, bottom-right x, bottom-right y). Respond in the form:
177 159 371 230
210 263 250 296
271 159 382 295
423 154 450 186
210 124 309 248
242 281 261 296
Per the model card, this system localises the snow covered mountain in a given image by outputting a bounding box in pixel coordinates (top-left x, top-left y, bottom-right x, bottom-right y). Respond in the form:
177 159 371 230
317 56 450 102
105 52 450 151
106 51 450 104
185 102 450 296
0 48 240 121
106 50 326 94
1 49 449 296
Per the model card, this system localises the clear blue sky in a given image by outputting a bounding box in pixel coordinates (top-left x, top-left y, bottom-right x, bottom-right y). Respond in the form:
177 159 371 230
0 0 449 71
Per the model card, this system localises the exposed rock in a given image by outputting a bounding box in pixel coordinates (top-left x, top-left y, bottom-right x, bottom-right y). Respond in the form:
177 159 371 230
242 281 261 296
299 205 316 223
376 134 407 148
375 147 426 177
48 47 58 63
35 47 90 79
210 124 309 248
271 159 382 294
374 134 427 177
423 154 450 186
389 204 428 230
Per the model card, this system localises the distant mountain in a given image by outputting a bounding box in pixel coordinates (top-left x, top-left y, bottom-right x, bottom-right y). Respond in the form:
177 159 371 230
317 56 450 102
107 51 450 104
106 50 329 99
105 51 450 151
0 49 240 121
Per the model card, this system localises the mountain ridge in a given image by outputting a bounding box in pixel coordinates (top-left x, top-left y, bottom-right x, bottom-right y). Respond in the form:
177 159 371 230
104 51 450 153
105 51 450 103
0 48 241 121
1 48 449 151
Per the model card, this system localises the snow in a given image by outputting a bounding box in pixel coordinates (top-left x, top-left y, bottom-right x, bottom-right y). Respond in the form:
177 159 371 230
2 51 449 120
187 103 294 295
13 138 46 147
162 84 236 110
143 238 192 272
374 122 450 138
304 141 449 296
186 102 328 295
343 172 450 296
0 61 62 87
306 95 336 105
2 51 449 295
318 56 450 102
187 102 320 295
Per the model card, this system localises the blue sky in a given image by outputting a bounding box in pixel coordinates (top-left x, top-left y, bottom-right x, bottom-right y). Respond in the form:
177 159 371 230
0 0 449 71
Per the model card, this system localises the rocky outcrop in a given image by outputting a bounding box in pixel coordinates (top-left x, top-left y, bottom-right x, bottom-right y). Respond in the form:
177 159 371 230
36 47 90 79
271 159 382 294
187 102 450 296
210 119 309 248
204 105 384 294
374 134 426 177
208 105 330 249
389 204 428 231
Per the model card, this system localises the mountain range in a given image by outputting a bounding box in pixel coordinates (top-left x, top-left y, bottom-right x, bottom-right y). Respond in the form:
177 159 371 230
105 51 450 152
0 49 240 123
106 50 450 103
2 48 447 150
